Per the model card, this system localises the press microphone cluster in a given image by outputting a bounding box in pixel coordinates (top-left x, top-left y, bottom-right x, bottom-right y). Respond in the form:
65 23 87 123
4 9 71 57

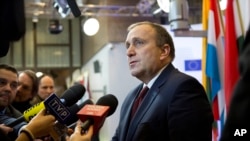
6 84 86 127
49 99 94 140
77 94 118 134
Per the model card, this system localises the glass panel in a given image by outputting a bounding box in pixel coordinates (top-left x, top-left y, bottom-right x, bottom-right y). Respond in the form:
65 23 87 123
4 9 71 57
37 46 69 67
72 19 81 67
13 40 22 68
25 19 34 67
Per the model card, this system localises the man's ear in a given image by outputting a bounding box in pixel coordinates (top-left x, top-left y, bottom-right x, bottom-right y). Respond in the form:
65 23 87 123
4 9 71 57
160 44 170 60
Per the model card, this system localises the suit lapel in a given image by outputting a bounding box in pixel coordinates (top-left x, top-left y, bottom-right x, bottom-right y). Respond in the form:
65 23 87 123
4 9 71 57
120 85 142 141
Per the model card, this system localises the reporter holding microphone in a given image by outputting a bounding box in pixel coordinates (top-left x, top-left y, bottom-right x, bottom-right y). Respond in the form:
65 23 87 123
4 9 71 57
14 108 95 141
16 109 56 141
69 121 93 141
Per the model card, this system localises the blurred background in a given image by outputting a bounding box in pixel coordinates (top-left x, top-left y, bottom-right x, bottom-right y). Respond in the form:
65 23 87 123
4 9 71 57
0 0 203 94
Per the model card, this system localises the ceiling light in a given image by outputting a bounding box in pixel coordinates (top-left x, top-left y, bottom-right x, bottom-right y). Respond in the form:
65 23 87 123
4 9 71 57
53 0 71 18
83 18 100 36
169 0 190 31
36 72 43 77
32 16 39 23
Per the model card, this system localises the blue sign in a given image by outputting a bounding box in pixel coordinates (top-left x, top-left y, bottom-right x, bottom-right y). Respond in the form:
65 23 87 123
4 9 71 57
184 59 201 71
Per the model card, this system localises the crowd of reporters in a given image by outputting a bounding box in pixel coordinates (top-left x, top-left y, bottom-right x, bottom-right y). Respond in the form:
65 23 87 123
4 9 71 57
1 109 94 141
0 64 95 141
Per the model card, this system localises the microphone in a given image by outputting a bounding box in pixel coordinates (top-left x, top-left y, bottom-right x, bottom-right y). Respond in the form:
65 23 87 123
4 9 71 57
60 83 86 107
49 99 94 140
77 94 118 134
6 84 85 127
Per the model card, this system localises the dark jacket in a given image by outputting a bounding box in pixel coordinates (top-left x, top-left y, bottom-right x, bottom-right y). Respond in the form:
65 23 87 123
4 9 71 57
112 63 213 141
0 105 27 141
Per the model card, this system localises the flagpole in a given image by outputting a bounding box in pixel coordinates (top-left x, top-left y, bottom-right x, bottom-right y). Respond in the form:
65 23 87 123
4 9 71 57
236 0 245 36
202 0 209 93
216 0 225 35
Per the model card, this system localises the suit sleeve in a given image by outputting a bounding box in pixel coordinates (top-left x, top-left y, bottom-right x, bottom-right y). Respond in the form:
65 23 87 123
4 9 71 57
167 77 213 141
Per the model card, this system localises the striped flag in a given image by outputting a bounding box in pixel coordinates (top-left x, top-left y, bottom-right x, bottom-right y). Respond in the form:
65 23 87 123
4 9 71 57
224 0 243 112
206 0 225 138
202 1 220 140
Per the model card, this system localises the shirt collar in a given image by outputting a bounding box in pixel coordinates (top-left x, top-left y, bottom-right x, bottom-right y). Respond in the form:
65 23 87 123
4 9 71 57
144 64 168 89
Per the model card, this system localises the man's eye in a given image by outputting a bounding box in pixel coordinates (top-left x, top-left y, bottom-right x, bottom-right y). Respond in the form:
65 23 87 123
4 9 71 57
125 43 130 49
11 83 18 89
0 78 7 86
134 40 144 46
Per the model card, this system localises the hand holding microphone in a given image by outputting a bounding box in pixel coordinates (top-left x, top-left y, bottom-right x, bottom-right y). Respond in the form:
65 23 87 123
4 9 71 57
48 99 94 140
69 121 94 141
16 109 56 141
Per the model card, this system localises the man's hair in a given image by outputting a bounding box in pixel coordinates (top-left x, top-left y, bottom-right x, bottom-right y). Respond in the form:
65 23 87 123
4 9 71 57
127 21 175 61
0 64 18 76
20 70 39 96
38 74 54 85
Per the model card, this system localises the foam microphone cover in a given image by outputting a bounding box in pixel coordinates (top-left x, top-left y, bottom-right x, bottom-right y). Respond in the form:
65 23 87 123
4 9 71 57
77 94 118 134
96 94 118 117
60 84 86 107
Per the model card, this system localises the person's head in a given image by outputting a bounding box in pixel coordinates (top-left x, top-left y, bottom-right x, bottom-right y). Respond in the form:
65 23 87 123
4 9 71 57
125 21 175 83
14 70 38 102
0 64 18 110
38 74 55 100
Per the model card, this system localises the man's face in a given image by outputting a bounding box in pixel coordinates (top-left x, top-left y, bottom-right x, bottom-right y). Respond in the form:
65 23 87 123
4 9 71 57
38 76 55 100
125 24 166 82
0 69 18 108
15 73 33 102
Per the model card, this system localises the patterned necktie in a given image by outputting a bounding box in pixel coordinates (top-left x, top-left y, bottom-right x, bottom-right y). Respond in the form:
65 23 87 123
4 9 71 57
131 86 149 118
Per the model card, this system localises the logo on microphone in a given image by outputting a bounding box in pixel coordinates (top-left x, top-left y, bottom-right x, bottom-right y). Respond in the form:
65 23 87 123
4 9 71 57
44 94 71 123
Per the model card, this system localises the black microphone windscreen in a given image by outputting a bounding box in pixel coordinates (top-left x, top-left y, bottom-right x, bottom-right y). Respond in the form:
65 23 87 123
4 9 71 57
65 99 94 126
60 84 86 106
96 94 118 117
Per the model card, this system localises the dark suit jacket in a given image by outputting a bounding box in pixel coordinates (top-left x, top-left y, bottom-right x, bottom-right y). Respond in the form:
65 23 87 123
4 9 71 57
112 63 213 141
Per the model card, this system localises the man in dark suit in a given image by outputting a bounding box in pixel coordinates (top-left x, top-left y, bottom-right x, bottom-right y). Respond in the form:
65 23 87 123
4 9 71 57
0 64 27 140
111 21 214 141
220 26 250 141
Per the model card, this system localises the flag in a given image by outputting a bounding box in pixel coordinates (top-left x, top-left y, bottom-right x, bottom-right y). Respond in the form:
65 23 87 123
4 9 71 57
224 0 243 112
206 0 225 138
